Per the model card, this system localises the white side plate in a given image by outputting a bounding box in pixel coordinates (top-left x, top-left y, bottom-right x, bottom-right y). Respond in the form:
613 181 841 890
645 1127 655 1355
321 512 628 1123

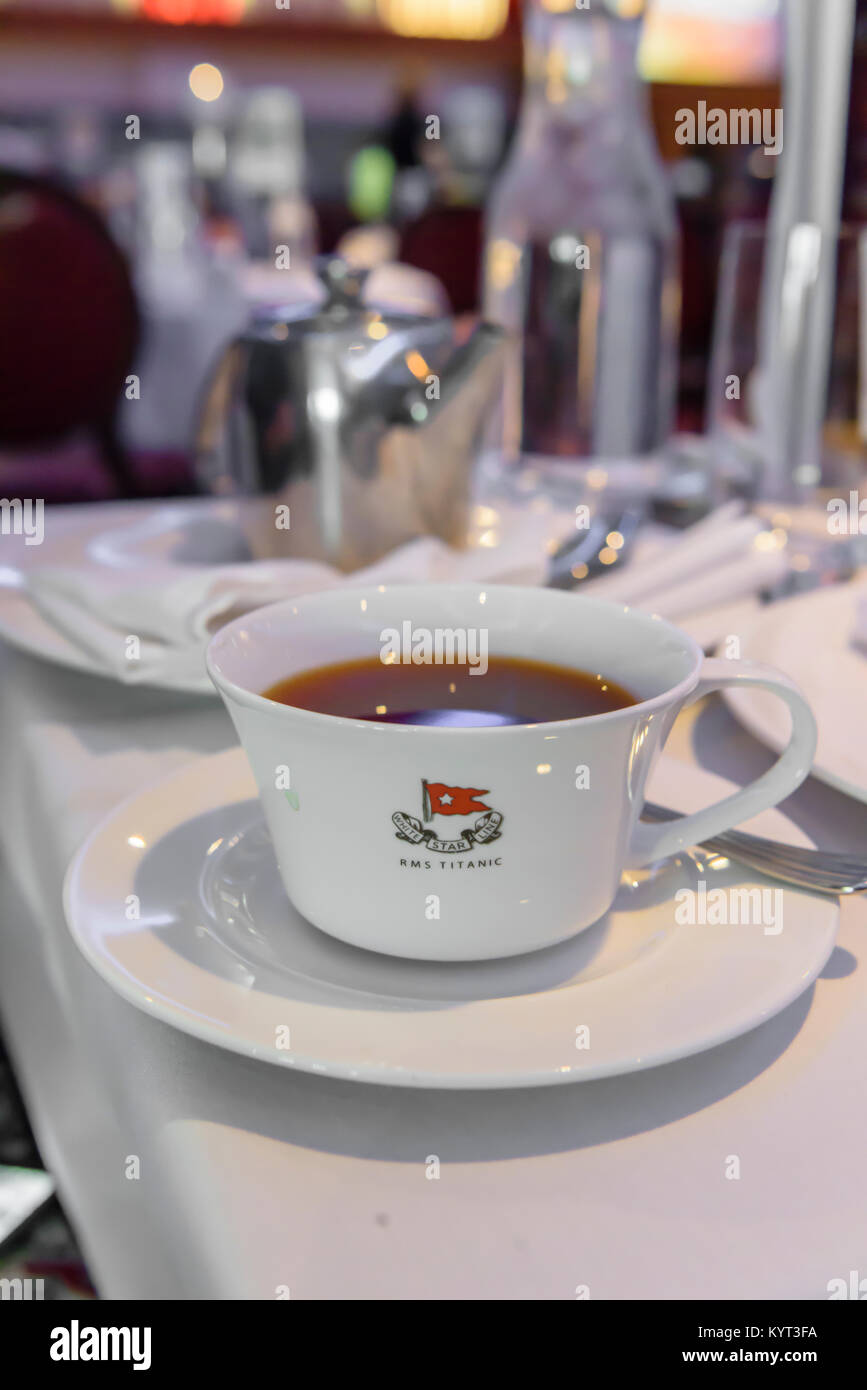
724 580 867 804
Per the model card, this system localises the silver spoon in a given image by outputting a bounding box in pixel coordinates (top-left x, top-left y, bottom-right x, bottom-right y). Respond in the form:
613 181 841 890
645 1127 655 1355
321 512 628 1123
547 502 645 588
642 800 867 896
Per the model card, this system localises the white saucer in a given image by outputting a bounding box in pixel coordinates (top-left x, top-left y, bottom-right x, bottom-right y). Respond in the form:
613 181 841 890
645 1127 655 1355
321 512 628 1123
63 747 838 1089
0 499 247 695
723 579 867 804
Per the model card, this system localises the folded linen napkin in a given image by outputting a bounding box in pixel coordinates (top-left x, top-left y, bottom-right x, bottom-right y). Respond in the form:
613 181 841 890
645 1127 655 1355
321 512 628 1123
23 507 557 690
576 501 790 620
20 495 794 691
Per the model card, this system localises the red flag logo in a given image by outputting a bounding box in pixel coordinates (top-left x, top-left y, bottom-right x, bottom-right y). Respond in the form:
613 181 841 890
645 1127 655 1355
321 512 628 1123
425 782 491 817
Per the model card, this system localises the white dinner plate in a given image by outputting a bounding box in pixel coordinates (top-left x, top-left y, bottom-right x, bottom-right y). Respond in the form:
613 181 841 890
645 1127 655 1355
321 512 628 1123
723 579 867 804
63 747 838 1090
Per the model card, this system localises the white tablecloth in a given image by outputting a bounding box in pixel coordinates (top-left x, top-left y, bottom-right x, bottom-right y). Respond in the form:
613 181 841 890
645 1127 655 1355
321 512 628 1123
1 613 866 1299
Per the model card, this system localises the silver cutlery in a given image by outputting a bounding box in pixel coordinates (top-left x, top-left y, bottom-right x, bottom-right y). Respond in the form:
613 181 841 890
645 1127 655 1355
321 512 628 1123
547 502 645 588
642 800 867 895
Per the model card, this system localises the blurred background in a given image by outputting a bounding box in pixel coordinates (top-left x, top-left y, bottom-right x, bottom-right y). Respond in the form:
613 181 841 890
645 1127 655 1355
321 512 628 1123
0 0 796 506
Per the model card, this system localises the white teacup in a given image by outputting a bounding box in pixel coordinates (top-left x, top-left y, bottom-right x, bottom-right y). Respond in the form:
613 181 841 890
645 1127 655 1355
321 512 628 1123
207 584 816 962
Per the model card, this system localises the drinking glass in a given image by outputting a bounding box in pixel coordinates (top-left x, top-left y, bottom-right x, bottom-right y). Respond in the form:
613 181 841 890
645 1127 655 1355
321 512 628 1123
708 219 867 502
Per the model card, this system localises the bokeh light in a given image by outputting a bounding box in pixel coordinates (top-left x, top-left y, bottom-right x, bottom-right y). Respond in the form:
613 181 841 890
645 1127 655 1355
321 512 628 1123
188 63 224 103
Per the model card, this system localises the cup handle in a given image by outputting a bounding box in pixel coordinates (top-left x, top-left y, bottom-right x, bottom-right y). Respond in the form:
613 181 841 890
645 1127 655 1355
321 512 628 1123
629 658 817 868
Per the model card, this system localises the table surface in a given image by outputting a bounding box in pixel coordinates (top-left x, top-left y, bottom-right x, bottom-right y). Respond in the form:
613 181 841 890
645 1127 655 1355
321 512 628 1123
1 556 866 1299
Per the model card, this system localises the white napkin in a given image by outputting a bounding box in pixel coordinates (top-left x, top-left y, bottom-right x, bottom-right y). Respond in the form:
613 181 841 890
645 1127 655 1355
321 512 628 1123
24 509 556 689
22 496 794 690
576 501 789 621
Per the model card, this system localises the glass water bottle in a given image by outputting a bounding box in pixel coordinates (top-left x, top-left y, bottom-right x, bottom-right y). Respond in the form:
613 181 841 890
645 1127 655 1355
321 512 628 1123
483 0 679 464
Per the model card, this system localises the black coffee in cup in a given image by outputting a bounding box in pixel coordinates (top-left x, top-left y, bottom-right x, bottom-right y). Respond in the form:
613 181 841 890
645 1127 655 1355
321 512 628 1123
263 655 637 727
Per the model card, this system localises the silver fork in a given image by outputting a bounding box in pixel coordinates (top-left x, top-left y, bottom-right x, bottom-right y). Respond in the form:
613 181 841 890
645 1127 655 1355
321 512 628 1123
642 801 867 896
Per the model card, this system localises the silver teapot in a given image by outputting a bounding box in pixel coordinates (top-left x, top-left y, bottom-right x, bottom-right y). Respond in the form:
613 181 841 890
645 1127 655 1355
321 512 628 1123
194 257 506 571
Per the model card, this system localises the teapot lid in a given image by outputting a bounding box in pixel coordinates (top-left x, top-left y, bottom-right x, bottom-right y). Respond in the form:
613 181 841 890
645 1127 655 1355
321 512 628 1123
249 254 449 337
